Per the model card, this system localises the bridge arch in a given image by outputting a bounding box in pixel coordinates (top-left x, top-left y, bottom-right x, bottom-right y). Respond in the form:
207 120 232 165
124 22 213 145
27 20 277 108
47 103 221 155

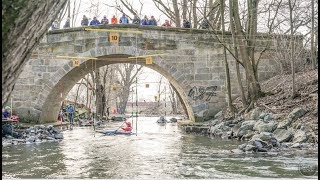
40 53 195 122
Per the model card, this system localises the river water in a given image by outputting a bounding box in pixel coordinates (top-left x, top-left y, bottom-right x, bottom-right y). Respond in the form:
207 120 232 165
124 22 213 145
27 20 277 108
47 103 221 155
2 117 318 179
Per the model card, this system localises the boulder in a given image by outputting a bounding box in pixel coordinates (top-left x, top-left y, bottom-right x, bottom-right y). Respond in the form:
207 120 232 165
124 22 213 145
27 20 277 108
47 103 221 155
169 118 177 123
244 144 256 151
238 143 247 151
273 128 294 143
239 120 256 131
256 121 278 133
250 107 262 120
277 118 292 129
251 132 273 142
242 130 256 139
263 113 273 122
54 133 64 139
291 143 301 148
288 108 306 121
292 130 308 143
259 112 267 119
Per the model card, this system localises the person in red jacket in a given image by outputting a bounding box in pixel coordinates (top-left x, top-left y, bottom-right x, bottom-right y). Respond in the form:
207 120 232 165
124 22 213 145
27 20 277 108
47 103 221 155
121 121 132 132
162 20 172 27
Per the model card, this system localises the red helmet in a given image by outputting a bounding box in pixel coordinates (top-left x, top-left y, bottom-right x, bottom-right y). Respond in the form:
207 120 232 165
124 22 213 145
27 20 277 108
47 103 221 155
125 121 131 127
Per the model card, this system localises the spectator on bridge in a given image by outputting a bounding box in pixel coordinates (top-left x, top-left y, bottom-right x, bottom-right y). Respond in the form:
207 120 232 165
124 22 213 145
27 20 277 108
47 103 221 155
119 13 129 24
2 106 11 119
132 15 141 25
148 16 157 26
66 104 74 125
63 18 70 28
51 20 59 30
111 15 118 24
90 17 100 26
200 19 209 29
81 15 89 26
141 15 149 25
161 20 172 27
101 15 109 25
183 19 191 28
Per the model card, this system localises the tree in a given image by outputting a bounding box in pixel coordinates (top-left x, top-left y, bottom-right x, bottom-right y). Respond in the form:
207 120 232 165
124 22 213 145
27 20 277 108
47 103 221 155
115 64 143 114
2 0 68 107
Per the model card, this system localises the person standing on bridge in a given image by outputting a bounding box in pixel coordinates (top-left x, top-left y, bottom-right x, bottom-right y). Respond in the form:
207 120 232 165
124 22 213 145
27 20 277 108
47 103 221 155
141 15 149 25
81 15 89 26
132 15 141 25
183 19 191 28
90 17 100 26
111 15 118 24
119 13 129 24
101 15 109 25
148 16 157 26
63 18 70 28
161 20 172 27
66 104 75 125
51 20 59 30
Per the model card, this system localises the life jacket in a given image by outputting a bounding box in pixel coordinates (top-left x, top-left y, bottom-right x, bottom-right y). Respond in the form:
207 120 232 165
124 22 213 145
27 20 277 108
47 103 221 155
111 17 118 24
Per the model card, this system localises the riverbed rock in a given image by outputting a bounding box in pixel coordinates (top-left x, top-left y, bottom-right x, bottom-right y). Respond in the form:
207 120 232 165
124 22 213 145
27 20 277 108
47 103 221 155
242 130 256 140
54 133 64 139
169 118 177 122
273 128 294 143
259 112 267 119
291 143 301 148
251 132 273 142
263 113 273 122
292 129 308 143
277 118 292 129
256 121 278 133
250 107 262 120
244 144 256 151
236 120 256 138
288 107 306 121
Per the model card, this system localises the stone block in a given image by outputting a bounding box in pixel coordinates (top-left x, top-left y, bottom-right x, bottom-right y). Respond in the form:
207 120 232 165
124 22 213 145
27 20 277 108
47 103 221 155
32 66 46 72
195 74 212 81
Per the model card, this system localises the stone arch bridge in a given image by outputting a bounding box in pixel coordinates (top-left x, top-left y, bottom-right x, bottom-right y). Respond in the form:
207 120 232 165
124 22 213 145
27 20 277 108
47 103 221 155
10 24 287 123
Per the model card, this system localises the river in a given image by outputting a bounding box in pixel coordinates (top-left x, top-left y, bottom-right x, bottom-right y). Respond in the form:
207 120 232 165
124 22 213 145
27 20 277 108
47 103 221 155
2 117 318 179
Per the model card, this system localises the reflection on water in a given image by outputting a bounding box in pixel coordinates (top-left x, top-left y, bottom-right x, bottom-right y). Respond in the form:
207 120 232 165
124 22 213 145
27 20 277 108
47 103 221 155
2 117 318 179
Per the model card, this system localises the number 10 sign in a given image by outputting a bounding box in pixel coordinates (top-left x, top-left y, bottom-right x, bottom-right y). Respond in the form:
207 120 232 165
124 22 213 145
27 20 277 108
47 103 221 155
110 33 119 43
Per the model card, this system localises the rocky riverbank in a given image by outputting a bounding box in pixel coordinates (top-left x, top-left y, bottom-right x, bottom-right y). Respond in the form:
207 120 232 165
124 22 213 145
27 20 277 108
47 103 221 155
182 107 318 154
2 124 64 146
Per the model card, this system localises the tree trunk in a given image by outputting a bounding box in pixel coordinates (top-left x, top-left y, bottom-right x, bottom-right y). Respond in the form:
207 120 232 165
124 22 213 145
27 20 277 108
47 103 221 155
311 0 315 69
172 0 181 27
182 0 188 20
229 0 248 106
289 0 296 98
221 0 235 113
192 0 198 28
2 0 68 107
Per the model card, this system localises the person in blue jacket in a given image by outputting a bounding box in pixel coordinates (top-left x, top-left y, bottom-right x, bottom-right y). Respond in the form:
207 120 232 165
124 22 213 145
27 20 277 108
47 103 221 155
141 15 149 25
90 17 100 26
66 104 74 125
119 14 129 24
148 16 157 26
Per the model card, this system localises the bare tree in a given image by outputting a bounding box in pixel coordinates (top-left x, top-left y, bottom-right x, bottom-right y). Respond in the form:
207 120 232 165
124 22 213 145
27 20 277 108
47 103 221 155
115 64 143 114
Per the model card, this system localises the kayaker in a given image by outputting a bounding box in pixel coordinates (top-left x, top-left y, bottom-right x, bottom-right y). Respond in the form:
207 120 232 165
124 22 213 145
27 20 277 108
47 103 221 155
121 121 132 132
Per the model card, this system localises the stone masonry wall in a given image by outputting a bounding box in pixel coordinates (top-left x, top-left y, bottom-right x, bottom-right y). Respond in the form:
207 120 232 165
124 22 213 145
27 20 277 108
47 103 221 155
9 25 285 123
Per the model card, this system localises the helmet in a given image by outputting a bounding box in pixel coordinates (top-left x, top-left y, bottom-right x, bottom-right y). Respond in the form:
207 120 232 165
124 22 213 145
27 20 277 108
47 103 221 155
125 121 131 127
5 106 11 110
